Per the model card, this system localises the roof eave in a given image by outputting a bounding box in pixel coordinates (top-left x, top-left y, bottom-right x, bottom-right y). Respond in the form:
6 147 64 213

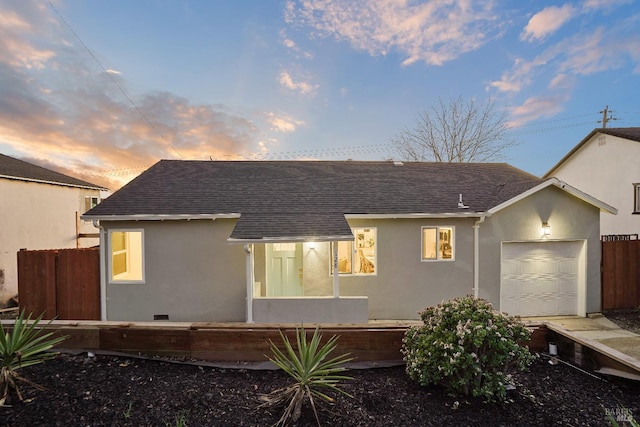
0 174 107 191
487 178 617 215
345 212 487 219
543 128 600 178
81 213 242 221
227 235 355 244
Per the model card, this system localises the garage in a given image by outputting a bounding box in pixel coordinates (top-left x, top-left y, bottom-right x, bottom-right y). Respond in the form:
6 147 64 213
501 241 585 317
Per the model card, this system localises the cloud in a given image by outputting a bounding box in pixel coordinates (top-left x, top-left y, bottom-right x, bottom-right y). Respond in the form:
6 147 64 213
508 94 569 127
284 0 503 66
583 0 634 12
264 111 304 133
278 70 318 96
0 1 262 190
521 4 577 42
491 21 640 95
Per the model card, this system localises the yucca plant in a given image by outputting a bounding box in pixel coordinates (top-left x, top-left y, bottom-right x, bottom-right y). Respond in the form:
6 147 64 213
0 310 67 405
260 326 353 426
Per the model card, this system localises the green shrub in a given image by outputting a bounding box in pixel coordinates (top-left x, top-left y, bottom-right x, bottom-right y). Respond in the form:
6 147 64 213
259 326 353 426
0 310 67 405
402 296 535 401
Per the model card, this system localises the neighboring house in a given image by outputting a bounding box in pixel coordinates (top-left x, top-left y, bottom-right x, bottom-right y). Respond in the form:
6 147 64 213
544 127 640 236
0 153 107 305
82 160 615 323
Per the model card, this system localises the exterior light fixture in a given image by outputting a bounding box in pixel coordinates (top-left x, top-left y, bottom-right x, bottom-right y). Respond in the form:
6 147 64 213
309 241 316 250
542 222 551 236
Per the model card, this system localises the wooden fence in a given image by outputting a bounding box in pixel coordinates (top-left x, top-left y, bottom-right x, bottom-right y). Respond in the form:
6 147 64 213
17 248 100 320
601 235 640 310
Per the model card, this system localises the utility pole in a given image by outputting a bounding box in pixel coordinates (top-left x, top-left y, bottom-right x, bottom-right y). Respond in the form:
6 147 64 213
598 105 618 128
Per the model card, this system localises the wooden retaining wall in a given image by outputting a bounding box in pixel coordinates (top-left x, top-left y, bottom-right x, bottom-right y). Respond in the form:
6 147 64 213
1 320 549 364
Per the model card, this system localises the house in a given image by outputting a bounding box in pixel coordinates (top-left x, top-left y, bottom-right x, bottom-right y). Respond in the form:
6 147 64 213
544 127 640 236
0 153 107 305
82 160 615 323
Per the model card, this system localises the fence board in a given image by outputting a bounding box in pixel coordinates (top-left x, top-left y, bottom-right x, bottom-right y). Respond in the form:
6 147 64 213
17 248 100 320
56 249 100 320
601 238 640 310
17 250 58 318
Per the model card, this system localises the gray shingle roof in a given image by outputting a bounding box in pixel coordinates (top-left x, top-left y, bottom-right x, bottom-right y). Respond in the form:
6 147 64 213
0 153 105 190
84 160 543 240
599 127 640 142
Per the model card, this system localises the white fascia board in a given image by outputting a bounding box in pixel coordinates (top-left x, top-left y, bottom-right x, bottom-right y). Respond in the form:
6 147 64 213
345 213 486 219
487 178 617 215
81 213 242 221
1 174 107 191
228 235 354 244
553 180 617 214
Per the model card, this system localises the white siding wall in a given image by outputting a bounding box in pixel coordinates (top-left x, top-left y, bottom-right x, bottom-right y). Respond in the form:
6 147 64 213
551 134 640 235
0 179 101 303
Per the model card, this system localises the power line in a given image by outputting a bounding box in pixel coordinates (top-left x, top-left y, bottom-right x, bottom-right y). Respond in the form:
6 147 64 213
47 1 183 159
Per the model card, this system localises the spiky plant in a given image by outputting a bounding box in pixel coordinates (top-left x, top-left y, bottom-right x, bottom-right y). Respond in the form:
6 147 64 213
0 310 67 405
260 326 353 426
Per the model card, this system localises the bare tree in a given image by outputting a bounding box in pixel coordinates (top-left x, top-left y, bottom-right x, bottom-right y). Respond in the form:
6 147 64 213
391 96 515 162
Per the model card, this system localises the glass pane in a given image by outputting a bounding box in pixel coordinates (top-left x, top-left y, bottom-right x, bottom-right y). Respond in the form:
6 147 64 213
439 227 453 259
111 231 126 252
422 228 437 260
354 228 375 274
337 241 352 273
111 231 143 282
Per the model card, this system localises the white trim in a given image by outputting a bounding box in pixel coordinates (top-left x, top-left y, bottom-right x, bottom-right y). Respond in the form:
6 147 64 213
473 216 486 298
108 228 145 284
82 213 241 221
99 225 107 320
0 174 106 190
244 244 254 323
488 178 617 215
345 213 483 219
420 225 455 262
228 235 354 244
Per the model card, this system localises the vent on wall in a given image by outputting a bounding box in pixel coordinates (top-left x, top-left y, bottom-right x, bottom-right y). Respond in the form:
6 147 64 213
153 314 169 321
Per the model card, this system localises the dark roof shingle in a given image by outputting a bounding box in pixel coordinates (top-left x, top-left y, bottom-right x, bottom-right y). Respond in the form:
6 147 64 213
85 160 543 240
0 153 105 190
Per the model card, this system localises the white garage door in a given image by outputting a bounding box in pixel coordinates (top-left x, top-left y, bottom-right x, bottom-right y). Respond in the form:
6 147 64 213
501 241 584 316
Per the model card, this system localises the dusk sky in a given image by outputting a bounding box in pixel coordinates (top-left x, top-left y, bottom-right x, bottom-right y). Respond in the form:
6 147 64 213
1 0 639 190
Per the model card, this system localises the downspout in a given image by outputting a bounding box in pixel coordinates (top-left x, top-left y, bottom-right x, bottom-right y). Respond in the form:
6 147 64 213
93 220 107 321
472 216 486 299
244 244 254 323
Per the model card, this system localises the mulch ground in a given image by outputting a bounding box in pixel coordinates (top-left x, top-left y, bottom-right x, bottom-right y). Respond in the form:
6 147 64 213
0 308 639 426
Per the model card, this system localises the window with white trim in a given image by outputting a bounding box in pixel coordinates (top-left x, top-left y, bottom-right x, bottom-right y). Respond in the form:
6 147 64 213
422 226 454 261
333 227 377 275
634 183 640 214
109 230 144 283
84 196 100 212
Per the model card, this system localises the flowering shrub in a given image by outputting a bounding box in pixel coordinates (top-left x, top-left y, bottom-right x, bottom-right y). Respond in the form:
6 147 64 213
402 296 535 401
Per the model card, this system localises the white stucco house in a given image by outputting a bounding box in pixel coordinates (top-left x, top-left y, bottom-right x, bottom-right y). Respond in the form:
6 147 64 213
83 160 615 323
0 153 107 305
544 127 640 236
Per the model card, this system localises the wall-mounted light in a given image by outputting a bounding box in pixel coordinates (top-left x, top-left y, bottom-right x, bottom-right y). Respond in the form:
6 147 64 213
542 222 551 236
309 241 316 250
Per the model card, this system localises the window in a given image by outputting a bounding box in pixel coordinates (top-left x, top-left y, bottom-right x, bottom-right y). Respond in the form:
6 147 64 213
110 230 144 282
634 184 640 214
333 227 376 275
84 196 100 212
422 226 454 261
